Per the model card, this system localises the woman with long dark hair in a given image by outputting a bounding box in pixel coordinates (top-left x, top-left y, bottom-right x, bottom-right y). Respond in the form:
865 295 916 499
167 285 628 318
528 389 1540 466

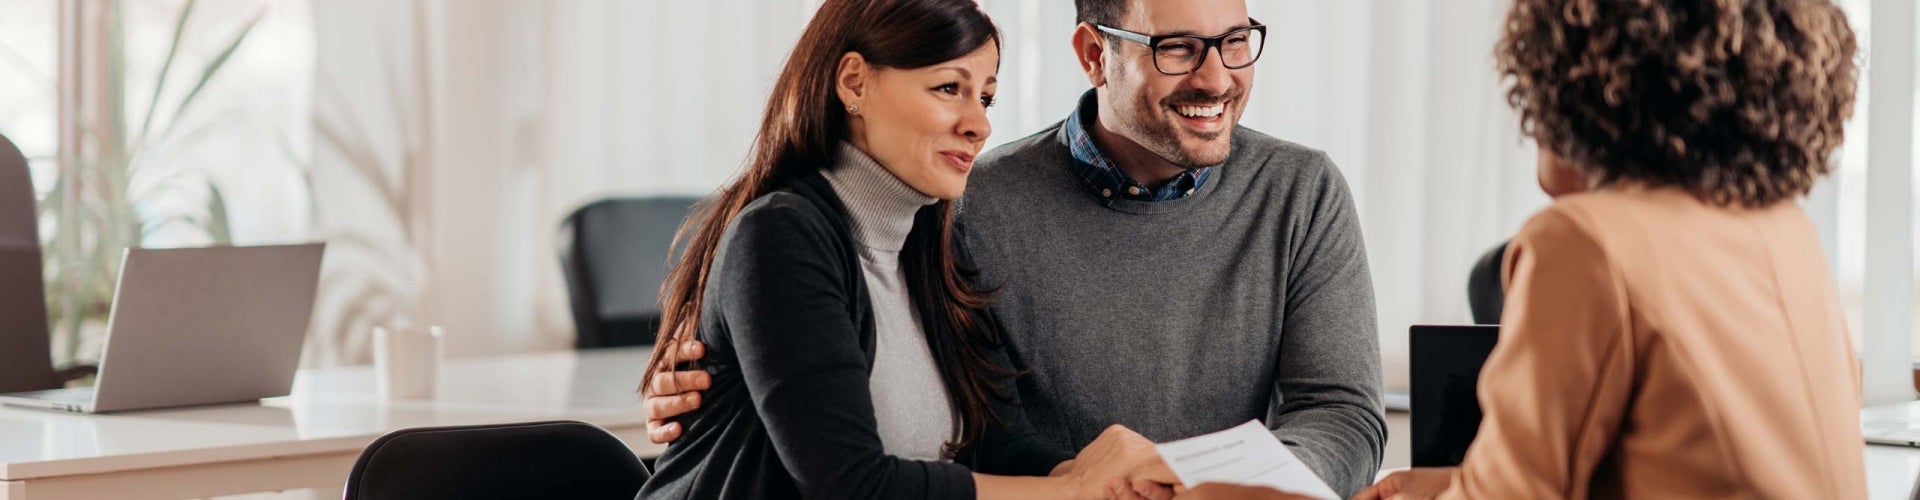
636 0 1158 498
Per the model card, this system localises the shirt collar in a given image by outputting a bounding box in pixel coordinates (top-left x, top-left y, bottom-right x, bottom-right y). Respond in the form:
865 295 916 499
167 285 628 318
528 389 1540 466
1061 89 1213 204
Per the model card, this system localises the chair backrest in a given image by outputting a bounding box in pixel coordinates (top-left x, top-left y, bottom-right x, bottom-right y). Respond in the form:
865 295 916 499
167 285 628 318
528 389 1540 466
0 132 60 393
342 420 649 500
1466 241 1508 325
558 196 700 349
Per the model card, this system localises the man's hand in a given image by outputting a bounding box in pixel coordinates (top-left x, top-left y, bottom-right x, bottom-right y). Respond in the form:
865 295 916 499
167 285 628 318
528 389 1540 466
643 340 712 443
1059 425 1161 499
1353 467 1457 500
1107 455 1179 500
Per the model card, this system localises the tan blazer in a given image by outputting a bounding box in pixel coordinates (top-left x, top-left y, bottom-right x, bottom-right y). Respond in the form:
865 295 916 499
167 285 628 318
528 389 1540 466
1442 186 1866 499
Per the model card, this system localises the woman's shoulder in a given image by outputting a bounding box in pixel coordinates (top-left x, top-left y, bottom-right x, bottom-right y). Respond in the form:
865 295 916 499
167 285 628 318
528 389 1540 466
1512 202 1607 261
1507 193 1640 274
735 190 826 227
710 178 858 275
1520 187 1701 242
705 185 858 306
1512 185 1751 279
726 182 844 245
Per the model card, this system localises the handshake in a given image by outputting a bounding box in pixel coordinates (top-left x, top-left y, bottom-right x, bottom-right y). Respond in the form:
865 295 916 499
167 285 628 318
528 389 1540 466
642 342 1346 500
1057 424 1323 500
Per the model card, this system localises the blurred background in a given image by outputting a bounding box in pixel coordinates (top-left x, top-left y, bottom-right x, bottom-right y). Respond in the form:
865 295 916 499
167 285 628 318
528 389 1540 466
0 0 1910 393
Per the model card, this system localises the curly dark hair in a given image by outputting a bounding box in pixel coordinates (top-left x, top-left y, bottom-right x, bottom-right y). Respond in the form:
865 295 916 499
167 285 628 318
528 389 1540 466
1497 0 1859 207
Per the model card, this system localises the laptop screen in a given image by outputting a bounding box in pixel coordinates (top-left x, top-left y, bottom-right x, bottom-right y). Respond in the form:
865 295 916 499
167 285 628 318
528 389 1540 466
1410 325 1499 467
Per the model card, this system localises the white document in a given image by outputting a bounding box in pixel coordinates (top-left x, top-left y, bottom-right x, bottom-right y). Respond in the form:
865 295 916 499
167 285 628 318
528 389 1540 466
1155 420 1340 500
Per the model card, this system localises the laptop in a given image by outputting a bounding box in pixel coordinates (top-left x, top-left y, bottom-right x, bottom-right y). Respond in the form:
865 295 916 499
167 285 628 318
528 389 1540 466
0 244 324 413
1862 401 1920 447
1409 324 1500 467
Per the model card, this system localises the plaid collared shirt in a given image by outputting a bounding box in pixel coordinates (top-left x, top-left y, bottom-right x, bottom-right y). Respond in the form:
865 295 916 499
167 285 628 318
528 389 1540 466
1062 90 1212 204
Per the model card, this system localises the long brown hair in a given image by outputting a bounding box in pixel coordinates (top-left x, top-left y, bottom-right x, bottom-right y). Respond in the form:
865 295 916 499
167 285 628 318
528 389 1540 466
641 0 1009 459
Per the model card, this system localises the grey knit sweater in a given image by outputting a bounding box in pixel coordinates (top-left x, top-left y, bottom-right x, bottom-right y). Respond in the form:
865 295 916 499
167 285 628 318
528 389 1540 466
957 122 1387 496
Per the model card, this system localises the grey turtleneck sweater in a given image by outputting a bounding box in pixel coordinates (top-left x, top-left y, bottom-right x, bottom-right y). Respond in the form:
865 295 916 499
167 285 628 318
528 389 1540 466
820 142 953 462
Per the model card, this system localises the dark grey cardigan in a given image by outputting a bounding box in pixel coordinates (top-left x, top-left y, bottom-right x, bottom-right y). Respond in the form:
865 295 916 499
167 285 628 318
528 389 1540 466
637 170 1071 499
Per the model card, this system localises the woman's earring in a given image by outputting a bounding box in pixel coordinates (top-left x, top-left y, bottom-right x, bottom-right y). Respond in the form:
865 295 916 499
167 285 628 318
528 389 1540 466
847 103 860 114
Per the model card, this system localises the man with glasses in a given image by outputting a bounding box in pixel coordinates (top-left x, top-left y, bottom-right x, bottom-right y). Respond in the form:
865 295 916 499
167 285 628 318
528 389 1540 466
643 0 1383 496
958 0 1383 495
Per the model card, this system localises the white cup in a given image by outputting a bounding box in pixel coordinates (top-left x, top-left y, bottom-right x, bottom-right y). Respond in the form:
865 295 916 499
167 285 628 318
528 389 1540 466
373 324 443 400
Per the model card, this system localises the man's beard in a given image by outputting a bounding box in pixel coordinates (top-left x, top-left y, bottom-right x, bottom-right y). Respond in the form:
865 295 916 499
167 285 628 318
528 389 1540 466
1117 86 1243 169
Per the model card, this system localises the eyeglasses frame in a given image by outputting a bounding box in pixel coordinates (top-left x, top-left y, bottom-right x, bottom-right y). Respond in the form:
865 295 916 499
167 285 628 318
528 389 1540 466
1094 19 1270 76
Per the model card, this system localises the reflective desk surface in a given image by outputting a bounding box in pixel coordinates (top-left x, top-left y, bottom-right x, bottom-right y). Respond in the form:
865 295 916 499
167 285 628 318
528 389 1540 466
0 347 660 499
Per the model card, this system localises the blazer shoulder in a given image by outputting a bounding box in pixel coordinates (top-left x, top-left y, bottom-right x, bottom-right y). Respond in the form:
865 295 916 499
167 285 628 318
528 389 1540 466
716 189 849 265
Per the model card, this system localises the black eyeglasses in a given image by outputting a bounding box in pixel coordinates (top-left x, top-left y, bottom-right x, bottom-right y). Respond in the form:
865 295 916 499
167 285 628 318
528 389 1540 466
1096 19 1268 76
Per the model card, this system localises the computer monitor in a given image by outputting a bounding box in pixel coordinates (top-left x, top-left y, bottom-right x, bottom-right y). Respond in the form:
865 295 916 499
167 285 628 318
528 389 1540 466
1409 324 1499 467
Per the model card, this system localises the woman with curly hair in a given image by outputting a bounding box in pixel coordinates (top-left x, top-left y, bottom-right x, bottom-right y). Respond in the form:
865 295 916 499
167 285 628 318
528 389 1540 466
1353 0 1864 498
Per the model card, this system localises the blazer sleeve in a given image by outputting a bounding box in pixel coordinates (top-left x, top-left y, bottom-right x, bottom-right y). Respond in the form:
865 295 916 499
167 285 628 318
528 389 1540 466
1441 205 1635 499
717 199 975 500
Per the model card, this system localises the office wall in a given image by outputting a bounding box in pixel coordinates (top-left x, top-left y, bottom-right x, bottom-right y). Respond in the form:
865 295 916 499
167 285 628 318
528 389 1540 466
307 0 819 364
7 1 1902 380
298 1 1542 383
298 0 1906 392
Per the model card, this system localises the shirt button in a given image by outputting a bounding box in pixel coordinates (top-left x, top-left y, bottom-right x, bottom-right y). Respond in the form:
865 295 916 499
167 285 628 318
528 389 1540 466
1101 188 1113 198
1127 186 1142 196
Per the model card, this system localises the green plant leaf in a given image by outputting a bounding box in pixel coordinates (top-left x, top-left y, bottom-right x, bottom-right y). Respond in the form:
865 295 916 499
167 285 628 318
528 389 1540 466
161 8 263 141
35 166 65 219
203 177 231 243
273 130 322 227
315 119 405 217
141 215 196 239
135 0 197 148
0 38 54 92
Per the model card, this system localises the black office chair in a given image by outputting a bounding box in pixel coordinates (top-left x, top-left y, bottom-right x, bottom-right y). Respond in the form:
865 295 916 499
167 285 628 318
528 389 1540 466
1466 241 1509 325
342 420 650 500
558 196 701 349
0 132 79 393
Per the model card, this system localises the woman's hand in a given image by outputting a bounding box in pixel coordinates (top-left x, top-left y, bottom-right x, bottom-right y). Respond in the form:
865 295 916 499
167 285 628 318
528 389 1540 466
1106 454 1179 500
1060 424 1163 499
1174 483 1319 500
1354 467 1457 500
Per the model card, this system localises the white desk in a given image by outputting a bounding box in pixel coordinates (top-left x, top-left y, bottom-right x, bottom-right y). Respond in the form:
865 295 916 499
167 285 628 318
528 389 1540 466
6 352 1914 499
1866 445 1920 499
0 347 663 500
1380 411 1920 499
